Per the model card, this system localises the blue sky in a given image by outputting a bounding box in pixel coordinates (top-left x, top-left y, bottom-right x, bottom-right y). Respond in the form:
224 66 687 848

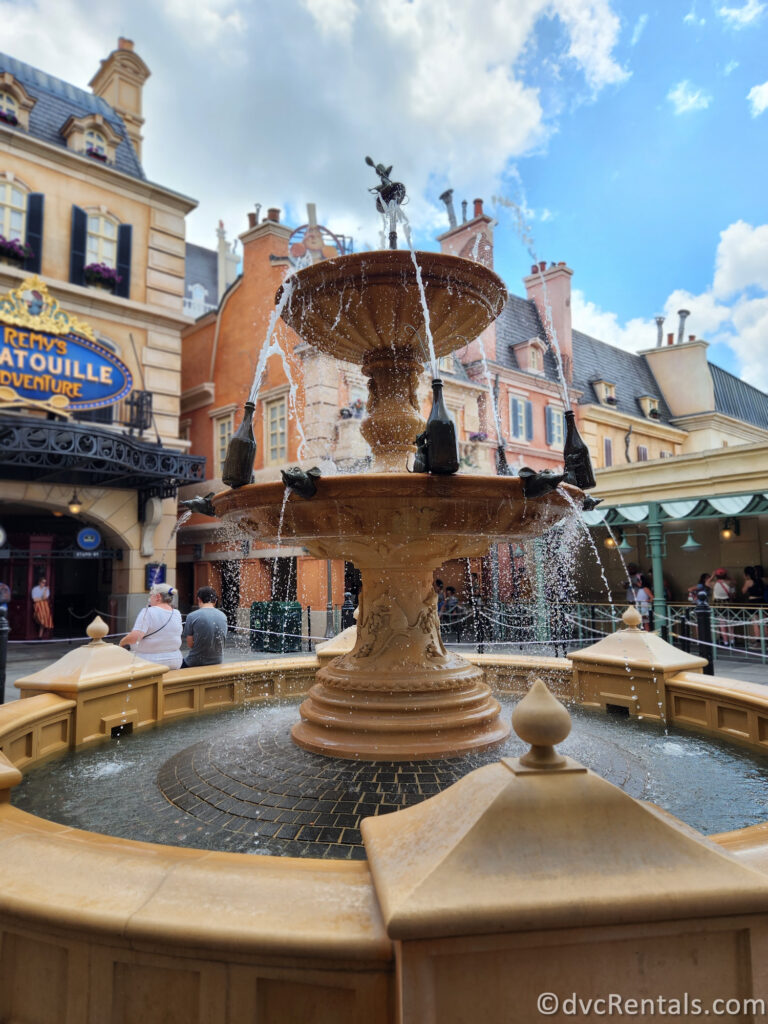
3 0 767 389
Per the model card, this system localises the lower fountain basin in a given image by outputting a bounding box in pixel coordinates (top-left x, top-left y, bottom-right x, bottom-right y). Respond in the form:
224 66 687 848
212 473 578 564
12 695 768 860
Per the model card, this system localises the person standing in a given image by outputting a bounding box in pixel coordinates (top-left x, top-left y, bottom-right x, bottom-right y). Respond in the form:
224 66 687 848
31 574 53 639
635 575 654 631
119 583 183 668
181 586 229 668
706 568 735 647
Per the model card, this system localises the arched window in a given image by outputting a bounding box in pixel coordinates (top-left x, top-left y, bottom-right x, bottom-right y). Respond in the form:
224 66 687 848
86 212 119 268
0 90 19 125
0 178 27 241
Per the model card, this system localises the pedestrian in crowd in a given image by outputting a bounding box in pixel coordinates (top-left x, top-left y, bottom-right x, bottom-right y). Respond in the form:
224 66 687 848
688 573 710 602
340 591 356 631
624 563 642 604
635 574 654 631
706 568 735 647
434 578 445 614
31 574 53 639
181 586 228 668
742 565 765 649
119 582 183 668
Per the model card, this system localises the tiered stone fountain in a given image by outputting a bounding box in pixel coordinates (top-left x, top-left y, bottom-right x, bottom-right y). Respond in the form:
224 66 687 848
213 247 581 759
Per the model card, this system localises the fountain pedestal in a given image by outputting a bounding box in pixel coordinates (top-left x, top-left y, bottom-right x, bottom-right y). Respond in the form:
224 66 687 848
293 565 507 760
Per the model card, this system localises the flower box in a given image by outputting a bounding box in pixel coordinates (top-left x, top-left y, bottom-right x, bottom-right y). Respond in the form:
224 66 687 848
84 262 122 291
0 234 32 265
604 396 617 405
86 147 108 162
0 110 18 127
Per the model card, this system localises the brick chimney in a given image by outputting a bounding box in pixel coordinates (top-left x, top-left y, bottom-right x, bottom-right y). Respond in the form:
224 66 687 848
89 38 150 161
437 197 496 360
523 261 574 385
437 196 494 269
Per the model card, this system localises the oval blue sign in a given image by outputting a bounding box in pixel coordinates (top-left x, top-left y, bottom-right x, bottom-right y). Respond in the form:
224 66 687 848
77 527 102 551
0 326 133 411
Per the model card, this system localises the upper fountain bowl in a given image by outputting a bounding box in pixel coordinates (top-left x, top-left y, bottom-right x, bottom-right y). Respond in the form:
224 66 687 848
277 249 508 364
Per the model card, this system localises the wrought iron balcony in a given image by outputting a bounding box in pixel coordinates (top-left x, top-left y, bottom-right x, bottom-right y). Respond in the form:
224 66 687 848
0 412 206 492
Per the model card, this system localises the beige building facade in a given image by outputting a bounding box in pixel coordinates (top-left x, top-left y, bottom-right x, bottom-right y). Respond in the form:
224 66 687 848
0 40 203 637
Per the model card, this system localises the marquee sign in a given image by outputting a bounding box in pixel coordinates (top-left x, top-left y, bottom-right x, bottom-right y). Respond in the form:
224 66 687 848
0 276 132 413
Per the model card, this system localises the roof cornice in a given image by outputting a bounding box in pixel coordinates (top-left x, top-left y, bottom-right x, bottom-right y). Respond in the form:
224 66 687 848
0 122 197 212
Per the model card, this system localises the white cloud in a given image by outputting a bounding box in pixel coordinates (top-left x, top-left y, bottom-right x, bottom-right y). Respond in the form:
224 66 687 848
717 0 765 27
0 0 629 251
713 221 768 297
724 60 739 74
302 0 358 41
747 81 768 116
630 13 648 45
667 80 712 114
573 221 768 391
683 5 706 25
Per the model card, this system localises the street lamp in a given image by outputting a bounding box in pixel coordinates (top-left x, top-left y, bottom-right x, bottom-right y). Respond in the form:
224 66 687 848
67 490 82 516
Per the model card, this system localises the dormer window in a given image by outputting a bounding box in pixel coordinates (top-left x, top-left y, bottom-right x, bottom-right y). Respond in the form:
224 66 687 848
0 91 19 126
638 395 660 419
512 337 546 375
0 73 36 130
593 380 617 405
61 113 122 165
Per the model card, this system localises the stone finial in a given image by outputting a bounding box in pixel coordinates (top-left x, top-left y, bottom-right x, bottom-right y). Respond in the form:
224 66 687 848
86 616 109 645
512 678 571 769
622 605 642 630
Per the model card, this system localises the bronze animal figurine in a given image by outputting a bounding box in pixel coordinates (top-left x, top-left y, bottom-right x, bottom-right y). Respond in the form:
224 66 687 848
281 466 322 499
179 492 217 517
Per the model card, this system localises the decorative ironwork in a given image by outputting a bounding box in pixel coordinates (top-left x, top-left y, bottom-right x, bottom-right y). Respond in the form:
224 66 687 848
0 276 96 341
0 413 205 490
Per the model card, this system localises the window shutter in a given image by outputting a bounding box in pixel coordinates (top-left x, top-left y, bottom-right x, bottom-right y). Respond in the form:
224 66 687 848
545 406 553 445
525 401 533 441
604 437 613 467
510 397 519 438
24 193 44 274
115 224 132 298
69 205 87 285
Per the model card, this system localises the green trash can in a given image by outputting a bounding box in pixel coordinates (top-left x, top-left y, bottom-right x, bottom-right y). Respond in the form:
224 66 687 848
250 601 302 653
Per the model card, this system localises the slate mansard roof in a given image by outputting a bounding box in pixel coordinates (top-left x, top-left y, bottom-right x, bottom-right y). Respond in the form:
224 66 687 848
571 328 674 424
496 291 767 432
0 52 145 180
710 363 768 431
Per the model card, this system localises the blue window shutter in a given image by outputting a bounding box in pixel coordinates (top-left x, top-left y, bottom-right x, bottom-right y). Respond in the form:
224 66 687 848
525 401 533 441
69 205 87 285
115 224 132 298
545 406 553 445
24 194 44 274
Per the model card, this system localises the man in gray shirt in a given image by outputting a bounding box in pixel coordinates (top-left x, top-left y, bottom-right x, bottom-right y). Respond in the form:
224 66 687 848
181 587 229 667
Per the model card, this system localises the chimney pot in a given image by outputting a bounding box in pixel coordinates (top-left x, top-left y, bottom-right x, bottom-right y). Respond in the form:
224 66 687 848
667 333 674 345
267 207 280 223
688 334 696 343
531 264 538 275
118 37 134 51
473 198 483 218
247 212 257 229
439 189 457 229
676 308 690 346
461 200 468 223
538 261 547 272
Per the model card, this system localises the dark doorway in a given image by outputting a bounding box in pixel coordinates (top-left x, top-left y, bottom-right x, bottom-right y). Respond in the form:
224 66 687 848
344 561 361 601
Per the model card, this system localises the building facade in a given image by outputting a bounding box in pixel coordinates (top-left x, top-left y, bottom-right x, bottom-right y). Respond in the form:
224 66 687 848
0 40 203 638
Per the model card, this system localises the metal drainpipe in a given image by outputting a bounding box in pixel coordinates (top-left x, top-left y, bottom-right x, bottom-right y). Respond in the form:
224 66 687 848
647 502 667 635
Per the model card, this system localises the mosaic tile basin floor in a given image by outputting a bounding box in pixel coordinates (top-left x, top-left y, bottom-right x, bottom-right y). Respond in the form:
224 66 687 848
13 697 768 860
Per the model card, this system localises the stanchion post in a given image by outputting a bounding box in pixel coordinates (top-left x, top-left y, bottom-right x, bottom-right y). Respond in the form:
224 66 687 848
0 599 8 705
695 587 714 676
